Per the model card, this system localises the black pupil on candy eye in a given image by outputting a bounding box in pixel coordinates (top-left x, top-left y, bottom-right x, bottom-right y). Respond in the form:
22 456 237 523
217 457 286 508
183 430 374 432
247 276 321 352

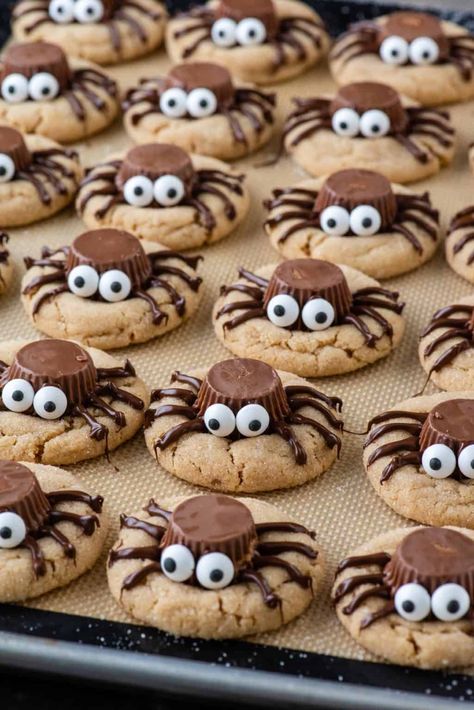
44 401 56 413
111 282 122 293
402 600 415 613
339 121 348 130
74 276 85 288
447 600 460 614
0 167 6 176
42 87 50 95
362 218 372 228
391 49 398 56
208 418 220 431
422 51 430 59
134 186 143 196
248 29 256 38
167 188 177 199
315 313 327 324
429 458 442 471
0 527 12 539
199 99 208 108
12 391 24 402
8 87 15 94
87 6 94 14
168 99 176 107
210 569 223 582
249 420 261 432
371 125 380 133
327 218 337 228
163 558 176 573
273 305 285 317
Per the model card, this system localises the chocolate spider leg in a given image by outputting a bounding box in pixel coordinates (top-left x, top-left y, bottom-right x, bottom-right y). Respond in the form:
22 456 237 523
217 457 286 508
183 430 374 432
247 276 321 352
63 91 86 121
0 360 8 374
219 283 264 300
96 360 136 379
393 133 429 163
46 490 103 512
109 545 160 565
284 385 343 412
133 288 169 324
16 169 51 203
184 196 216 232
365 421 423 447
195 170 244 195
271 419 307 464
342 586 390 615
194 183 237 220
391 223 424 254
29 165 68 195
288 413 342 454
114 10 148 43
256 521 316 537
171 371 202 390
120 513 167 539
22 269 65 295
257 540 318 558
360 601 396 629
72 403 109 442
426 339 472 375
237 568 280 608
341 313 377 347
40 525 75 558
150 387 197 405
253 554 312 589
87 394 127 427
22 534 47 576
423 327 472 355
287 397 342 429
77 185 118 214
275 32 307 61
219 107 248 145
144 499 172 520
221 307 267 330
217 299 264 318
148 250 203 270
122 562 162 590
151 265 202 291
350 306 393 339
333 572 385 601
31 285 70 316
48 509 100 535
237 267 269 288
93 382 144 410
337 552 392 573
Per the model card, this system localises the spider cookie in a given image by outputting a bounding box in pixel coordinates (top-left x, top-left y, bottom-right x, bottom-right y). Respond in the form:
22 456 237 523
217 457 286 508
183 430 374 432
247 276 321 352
445 205 474 284
76 143 249 250
264 169 440 279
21 228 203 350
364 393 474 527
12 0 166 66
144 357 343 492
0 127 82 227
166 0 329 86
0 41 118 143
283 81 455 183
333 526 474 669
213 259 405 378
330 11 474 107
0 339 148 465
0 233 13 296
123 62 276 161
0 460 107 601
108 493 323 638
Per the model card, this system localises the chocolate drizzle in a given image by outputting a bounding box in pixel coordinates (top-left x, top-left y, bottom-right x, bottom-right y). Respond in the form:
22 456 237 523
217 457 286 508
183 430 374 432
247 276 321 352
448 205 474 266
421 303 474 377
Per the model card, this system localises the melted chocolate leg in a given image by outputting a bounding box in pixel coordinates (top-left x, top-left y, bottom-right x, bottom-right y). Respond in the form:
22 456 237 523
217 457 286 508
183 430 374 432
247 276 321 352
40 525 75 559
342 586 390 615
360 601 395 629
22 535 47 577
120 513 166 539
145 500 171 521
94 382 144 411
87 394 127 427
150 388 197 405
254 554 312 589
48 510 100 535
72 404 109 442
133 288 168 325
272 419 307 465
47 490 104 513
333 572 384 601
237 568 280 608
122 561 162 590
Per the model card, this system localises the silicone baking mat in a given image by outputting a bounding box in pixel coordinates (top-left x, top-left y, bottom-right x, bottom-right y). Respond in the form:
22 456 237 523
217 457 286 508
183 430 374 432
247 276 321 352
1 0 474 704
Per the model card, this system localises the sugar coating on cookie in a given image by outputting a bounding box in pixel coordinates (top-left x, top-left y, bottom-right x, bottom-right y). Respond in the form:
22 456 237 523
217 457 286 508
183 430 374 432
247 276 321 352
283 81 455 183
123 62 276 160
108 493 323 638
166 0 330 85
333 526 474 668
330 12 474 106
445 205 474 284
144 358 343 492
12 0 166 65
213 259 405 377
264 169 440 279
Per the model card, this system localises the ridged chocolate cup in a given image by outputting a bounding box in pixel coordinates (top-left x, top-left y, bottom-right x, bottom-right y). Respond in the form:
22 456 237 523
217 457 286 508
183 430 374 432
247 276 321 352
160 494 256 569
3 340 97 407
330 82 408 134
195 358 291 420
167 63 234 108
102 0 120 21
0 460 50 532
419 399 474 454
0 127 31 171
2 42 71 91
115 144 195 195
216 0 279 39
66 229 152 289
383 527 474 596
378 11 449 59
315 169 397 231
263 259 352 322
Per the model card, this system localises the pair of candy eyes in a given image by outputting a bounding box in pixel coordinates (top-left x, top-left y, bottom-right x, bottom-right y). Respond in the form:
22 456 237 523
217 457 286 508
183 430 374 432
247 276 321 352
2 380 69 419
421 443 474 479
67 265 132 301
123 174 185 208
332 108 391 139
320 204 382 237
161 544 234 590
48 0 105 24
379 35 440 66
394 582 470 622
266 295 335 331
211 17 267 48
0 153 17 184
160 87 218 119
204 403 270 438
1 73 60 104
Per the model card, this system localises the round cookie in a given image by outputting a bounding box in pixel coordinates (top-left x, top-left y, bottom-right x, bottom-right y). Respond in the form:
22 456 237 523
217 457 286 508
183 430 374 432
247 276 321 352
364 392 474 527
264 170 440 279
166 0 330 85
123 62 276 160
0 127 83 227
213 260 405 377
333 526 474 669
0 41 118 143
144 357 343 492
0 338 149 465
283 81 455 183
21 228 204 350
445 205 474 284
108 493 323 639
0 460 107 602
330 12 474 107
12 0 167 66
76 143 249 250
0 233 13 296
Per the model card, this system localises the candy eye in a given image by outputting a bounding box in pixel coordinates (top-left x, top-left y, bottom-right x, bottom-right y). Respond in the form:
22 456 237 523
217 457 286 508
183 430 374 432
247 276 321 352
458 444 474 479
349 205 382 236
331 108 360 137
266 294 299 328
123 175 154 207
204 403 236 437
211 17 237 47
359 110 391 138
301 298 335 331
67 265 99 298
159 87 188 118
394 583 431 621
196 551 234 590
236 403 270 438
421 443 456 479
235 18 267 46
160 544 195 582
379 35 409 65
73 0 104 23
186 88 217 118
0 512 26 549
153 175 185 207
28 72 60 102
98 270 131 303
320 205 350 236
48 0 75 23
409 37 439 66
33 386 68 419
1 73 29 103
0 153 15 183
2 378 34 413
431 583 470 622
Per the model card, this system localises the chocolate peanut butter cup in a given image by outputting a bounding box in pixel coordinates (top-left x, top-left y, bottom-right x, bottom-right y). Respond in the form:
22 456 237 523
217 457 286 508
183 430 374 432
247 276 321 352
378 12 448 58
167 63 234 108
115 144 195 193
2 42 71 90
0 127 31 172
419 399 474 453
216 0 278 39
0 460 51 531
330 82 407 134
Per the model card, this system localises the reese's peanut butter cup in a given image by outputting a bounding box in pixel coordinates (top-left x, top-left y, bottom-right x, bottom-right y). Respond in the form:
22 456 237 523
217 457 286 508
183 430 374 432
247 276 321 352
0 127 31 172
330 82 407 134
167 63 234 108
115 144 195 193
2 42 71 90
419 399 474 453
0 460 50 531
378 11 448 58
216 0 278 39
